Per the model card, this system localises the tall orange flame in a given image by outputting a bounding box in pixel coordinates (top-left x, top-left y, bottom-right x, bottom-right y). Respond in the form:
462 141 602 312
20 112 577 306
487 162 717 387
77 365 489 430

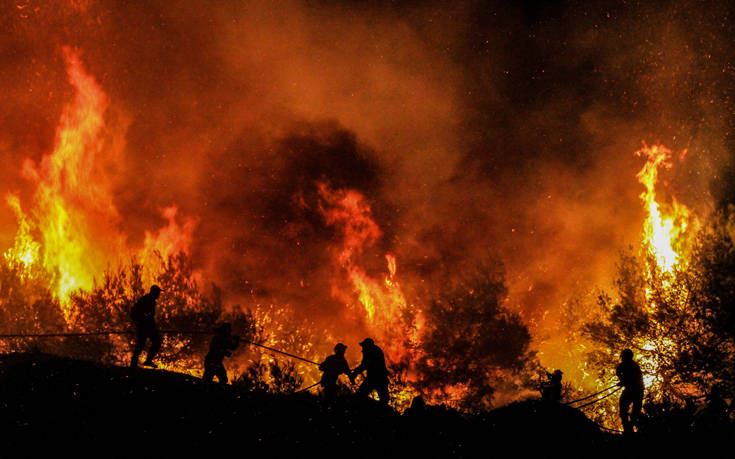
317 182 422 365
635 143 697 390
636 144 696 273
4 49 194 321
12 49 124 319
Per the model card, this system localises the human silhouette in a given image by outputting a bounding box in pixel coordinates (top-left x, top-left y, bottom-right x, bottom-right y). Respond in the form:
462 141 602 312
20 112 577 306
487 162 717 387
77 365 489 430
202 322 240 384
130 285 163 368
616 349 645 435
351 338 390 404
541 369 563 402
318 342 354 401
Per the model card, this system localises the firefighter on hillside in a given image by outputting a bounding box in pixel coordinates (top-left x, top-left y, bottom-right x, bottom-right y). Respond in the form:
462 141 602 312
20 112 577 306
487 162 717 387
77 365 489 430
130 285 163 368
616 349 645 435
351 338 390 405
541 369 563 402
318 342 354 401
202 322 240 384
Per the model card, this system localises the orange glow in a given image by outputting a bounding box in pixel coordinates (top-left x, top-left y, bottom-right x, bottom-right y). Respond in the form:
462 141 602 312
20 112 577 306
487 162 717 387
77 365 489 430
318 182 423 370
3 194 40 276
636 144 696 274
2 2 729 417
10 49 119 319
4 50 194 322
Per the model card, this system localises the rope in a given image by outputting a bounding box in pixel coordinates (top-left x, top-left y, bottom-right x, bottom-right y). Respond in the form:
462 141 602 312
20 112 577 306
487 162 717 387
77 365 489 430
565 384 620 405
0 329 321 366
574 386 622 410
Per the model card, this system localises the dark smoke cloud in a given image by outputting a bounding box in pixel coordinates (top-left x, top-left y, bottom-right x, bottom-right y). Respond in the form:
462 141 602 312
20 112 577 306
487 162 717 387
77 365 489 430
1 1 734 364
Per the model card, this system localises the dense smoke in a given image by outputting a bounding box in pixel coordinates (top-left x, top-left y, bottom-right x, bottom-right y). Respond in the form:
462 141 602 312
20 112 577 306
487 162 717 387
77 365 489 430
1 0 734 386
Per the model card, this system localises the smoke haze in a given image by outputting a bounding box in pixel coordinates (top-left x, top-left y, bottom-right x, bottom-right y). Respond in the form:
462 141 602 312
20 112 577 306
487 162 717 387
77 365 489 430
1 0 734 372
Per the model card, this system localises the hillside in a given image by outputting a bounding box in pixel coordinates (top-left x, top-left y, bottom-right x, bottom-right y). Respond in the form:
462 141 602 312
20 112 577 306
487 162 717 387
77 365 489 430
0 353 727 458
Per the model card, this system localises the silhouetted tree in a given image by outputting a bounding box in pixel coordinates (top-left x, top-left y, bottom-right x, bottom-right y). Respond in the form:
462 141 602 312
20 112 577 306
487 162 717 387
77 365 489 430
415 265 534 411
1 250 258 373
233 359 303 393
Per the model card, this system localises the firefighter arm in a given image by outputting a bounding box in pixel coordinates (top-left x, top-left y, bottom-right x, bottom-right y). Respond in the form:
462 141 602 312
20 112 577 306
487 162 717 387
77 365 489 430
351 361 365 378
342 361 355 383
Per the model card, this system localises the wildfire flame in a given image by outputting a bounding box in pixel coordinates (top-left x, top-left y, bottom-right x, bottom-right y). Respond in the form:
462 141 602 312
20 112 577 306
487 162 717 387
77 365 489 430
317 182 423 363
4 49 194 322
635 143 698 391
3 194 40 276
636 144 695 274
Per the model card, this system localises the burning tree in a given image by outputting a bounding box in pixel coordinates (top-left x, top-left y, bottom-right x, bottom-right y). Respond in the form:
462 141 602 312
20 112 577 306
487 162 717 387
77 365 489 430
582 145 735 425
676 212 735 395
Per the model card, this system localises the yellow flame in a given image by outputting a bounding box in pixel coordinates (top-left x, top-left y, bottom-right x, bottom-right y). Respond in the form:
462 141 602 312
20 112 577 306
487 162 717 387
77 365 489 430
3 194 40 275
4 50 193 322
634 144 698 398
636 144 694 273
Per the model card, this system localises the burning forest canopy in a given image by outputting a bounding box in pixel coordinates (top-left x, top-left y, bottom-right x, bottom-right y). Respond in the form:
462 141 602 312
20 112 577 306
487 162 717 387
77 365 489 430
1 0 735 421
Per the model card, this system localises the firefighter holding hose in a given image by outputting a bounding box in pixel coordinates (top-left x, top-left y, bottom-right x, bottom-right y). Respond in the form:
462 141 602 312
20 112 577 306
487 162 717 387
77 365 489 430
318 342 354 402
352 337 390 405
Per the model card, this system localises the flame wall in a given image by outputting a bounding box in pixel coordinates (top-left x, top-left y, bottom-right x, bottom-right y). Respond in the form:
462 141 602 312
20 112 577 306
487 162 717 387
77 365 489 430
1 0 734 389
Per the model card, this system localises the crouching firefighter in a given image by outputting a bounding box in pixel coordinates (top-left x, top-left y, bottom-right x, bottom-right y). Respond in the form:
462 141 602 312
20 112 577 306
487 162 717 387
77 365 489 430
318 342 354 402
202 322 240 384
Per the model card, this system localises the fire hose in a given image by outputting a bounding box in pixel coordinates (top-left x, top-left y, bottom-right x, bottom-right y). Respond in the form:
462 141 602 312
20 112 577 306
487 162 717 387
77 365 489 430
565 385 625 434
564 383 620 406
0 329 321 366
572 386 622 410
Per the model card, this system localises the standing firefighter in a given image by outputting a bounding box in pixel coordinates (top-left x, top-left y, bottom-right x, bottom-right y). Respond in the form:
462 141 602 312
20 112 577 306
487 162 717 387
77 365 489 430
616 349 645 435
351 338 390 405
202 322 240 384
318 342 354 401
130 285 163 368
541 369 563 402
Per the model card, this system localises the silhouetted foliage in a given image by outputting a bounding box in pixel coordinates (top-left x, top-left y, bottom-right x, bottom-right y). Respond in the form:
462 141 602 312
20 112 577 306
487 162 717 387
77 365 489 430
585 209 735 405
233 359 303 393
414 265 535 411
0 262 66 352
1 251 258 372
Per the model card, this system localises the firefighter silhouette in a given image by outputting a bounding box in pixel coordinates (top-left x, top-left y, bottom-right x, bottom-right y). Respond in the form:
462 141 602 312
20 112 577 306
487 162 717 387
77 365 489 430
541 369 563 402
318 342 353 401
130 285 163 368
202 322 240 384
351 338 390 404
616 349 645 435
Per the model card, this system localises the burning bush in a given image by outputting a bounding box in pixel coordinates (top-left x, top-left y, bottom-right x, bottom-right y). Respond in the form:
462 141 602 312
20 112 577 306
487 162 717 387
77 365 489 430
1 249 259 376
233 359 304 393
